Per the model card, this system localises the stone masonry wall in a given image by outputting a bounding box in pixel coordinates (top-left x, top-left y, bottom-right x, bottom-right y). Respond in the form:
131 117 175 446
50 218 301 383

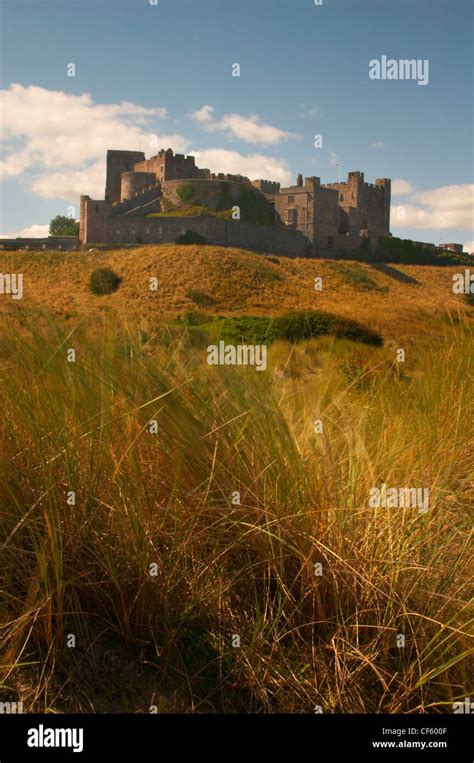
0 236 80 250
105 150 145 202
134 151 208 182
106 216 309 257
80 196 110 243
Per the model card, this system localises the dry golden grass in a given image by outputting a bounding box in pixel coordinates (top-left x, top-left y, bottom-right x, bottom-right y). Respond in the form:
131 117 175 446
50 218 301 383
0 245 470 343
0 314 472 713
0 245 472 713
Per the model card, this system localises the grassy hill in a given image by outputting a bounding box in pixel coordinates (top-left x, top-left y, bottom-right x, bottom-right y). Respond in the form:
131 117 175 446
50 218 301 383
0 244 472 714
0 245 471 343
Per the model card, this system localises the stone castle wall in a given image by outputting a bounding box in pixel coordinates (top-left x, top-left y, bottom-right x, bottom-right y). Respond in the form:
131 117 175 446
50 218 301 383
252 179 281 194
323 172 391 236
106 215 309 257
0 236 80 250
81 149 392 259
134 150 208 182
121 172 157 201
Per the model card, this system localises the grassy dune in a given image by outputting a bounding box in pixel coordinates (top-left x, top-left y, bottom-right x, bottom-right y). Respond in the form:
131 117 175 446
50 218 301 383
0 247 472 713
0 245 470 342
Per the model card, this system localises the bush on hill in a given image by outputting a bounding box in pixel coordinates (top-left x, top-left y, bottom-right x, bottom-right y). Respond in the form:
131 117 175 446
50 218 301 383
89 267 122 295
183 311 383 347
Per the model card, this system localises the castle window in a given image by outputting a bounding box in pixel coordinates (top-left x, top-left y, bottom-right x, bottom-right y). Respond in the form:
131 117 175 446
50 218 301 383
287 208 298 225
288 195 295 203
340 194 344 202
95 205 100 213
328 236 334 248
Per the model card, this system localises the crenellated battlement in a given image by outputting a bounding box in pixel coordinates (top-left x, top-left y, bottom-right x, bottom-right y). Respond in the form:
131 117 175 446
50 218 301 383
81 150 391 253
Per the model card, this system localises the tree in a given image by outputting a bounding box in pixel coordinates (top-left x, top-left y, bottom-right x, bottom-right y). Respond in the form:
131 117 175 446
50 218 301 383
49 215 79 236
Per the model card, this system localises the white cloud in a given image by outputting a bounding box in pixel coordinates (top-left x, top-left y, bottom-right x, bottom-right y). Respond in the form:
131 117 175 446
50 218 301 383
463 240 474 254
391 183 474 230
392 178 415 196
0 83 189 199
189 148 292 185
29 160 106 201
192 104 214 124
1 223 49 238
371 141 385 149
190 104 300 145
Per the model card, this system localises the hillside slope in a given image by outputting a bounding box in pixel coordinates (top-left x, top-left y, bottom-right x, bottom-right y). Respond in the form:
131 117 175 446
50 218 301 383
0 245 470 342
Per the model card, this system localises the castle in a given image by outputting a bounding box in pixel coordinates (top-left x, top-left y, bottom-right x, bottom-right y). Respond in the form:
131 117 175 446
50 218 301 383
79 148 391 257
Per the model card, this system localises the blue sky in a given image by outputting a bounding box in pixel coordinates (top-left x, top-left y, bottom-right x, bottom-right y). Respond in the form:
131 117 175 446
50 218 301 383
1 0 473 249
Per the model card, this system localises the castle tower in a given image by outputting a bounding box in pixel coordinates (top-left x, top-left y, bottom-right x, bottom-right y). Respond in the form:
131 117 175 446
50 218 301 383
344 171 365 207
105 150 145 202
375 178 391 234
120 171 157 201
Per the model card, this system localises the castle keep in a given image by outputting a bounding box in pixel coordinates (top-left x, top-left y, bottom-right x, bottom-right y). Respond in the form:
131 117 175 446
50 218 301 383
79 149 391 256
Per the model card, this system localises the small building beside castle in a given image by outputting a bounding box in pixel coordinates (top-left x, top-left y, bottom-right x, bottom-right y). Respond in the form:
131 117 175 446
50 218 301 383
79 148 392 257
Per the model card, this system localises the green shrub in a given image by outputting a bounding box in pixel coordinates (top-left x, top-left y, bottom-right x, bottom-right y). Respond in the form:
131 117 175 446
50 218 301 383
176 183 195 203
89 267 122 295
175 230 207 245
182 311 215 327
218 311 383 347
220 316 276 345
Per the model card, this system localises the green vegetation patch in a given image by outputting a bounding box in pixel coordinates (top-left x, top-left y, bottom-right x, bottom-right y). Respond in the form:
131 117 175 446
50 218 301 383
49 214 79 237
327 262 387 292
176 183 195 203
376 236 472 266
237 186 275 225
182 310 383 347
89 267 122 295
147 202 232 219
